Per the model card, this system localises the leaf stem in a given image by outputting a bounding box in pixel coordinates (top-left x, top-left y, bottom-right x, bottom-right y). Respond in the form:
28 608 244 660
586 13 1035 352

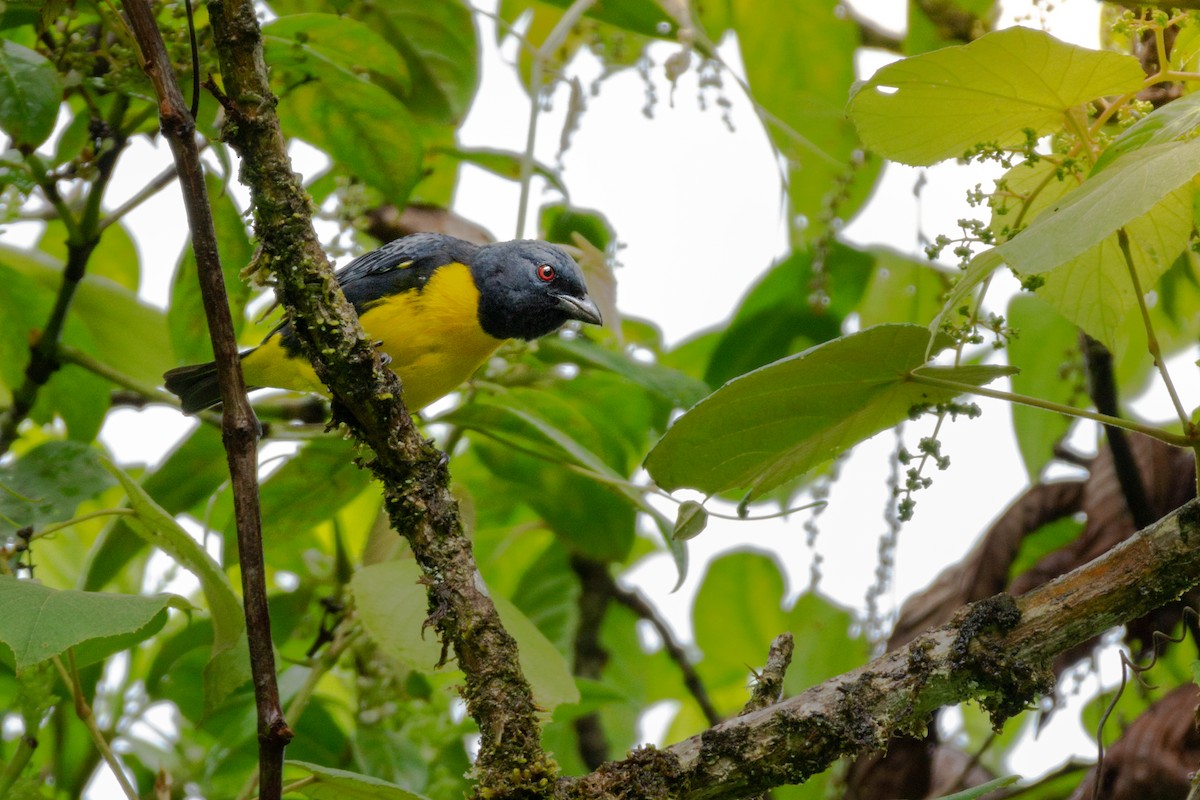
51 653 139 800
1116 227 1191 430
57 342 178 405
907 369 1192 448
30 509 136 541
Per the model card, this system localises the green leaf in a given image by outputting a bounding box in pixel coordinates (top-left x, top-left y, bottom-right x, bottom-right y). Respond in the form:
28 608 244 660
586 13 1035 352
1092 90 1200 174
281 76 422 207
0 40 62 148
999 140 1200 276
354 0 479 125
352 560 441 668
286 761 433 800
0 577 181 671
0 262 46 401
242 438 373 571
857 248 951 328
352 560 579 710
0 441 114 535
1000 143 1199 348
519 0 675 39
1006 294 1078 479
473 439 636 562
0 244 172 386
540 203 614 252
684 552 860 732
732 0 869 241
82 425 229 591
849 27 1144 166
672 500 708 541
39 218 140 292
104 459 249 712
645 324 1015 500
264 14 411 94
510 542 579 656
535 336 709 409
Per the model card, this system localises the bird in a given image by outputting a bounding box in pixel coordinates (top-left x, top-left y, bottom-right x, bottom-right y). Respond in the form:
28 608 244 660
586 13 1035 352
163 232 603 414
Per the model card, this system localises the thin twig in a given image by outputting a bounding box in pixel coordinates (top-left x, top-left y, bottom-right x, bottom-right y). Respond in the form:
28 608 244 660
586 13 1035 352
51 653 138 800
98 159 184 232
611 582 721 726
123 5 291 800
515 0 597 238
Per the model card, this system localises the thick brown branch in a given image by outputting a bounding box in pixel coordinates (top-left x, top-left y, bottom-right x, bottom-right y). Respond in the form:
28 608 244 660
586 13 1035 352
203 0 548 792
559 499 1200 800
123 4 290 799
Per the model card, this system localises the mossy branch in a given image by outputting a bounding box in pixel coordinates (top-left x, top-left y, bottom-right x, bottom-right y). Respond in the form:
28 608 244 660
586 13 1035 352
202 0 549 793
558 499 1200 800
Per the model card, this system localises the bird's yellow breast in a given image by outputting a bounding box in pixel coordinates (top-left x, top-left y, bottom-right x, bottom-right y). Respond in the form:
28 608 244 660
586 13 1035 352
241 263 505 410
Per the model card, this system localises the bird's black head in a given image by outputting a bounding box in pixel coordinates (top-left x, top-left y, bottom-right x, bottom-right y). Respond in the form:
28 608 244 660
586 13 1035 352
471 239 603 340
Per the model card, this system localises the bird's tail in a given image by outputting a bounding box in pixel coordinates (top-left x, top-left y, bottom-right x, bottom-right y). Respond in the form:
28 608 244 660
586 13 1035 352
164 358 236 414
164 360 222 414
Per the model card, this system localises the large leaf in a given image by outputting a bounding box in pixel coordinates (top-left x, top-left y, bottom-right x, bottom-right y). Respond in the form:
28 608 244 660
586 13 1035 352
351 560 442 670
998 140 1200 277
354 0 479 125
732 0 871 241
0 40 62 148
352 560 579 711
0 245 171 385
281 74 422 206
645 324 1015 500
0 577 182 671
1004 143 1198 348
849 27 1144 166
264 14 411 92
0 441 114 535
938 139 1200 348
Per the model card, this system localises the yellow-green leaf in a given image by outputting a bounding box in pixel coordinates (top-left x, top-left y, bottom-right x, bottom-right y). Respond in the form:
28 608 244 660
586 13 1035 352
849 27 1144 166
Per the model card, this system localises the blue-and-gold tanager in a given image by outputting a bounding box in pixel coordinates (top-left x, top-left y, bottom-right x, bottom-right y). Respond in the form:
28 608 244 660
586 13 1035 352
164 232 603 413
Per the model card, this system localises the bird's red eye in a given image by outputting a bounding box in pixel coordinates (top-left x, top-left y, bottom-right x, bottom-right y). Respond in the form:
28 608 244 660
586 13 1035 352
536 263 556 282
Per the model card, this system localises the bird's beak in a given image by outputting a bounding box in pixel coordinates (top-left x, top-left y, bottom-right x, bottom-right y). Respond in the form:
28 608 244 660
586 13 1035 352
556 293 603 326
